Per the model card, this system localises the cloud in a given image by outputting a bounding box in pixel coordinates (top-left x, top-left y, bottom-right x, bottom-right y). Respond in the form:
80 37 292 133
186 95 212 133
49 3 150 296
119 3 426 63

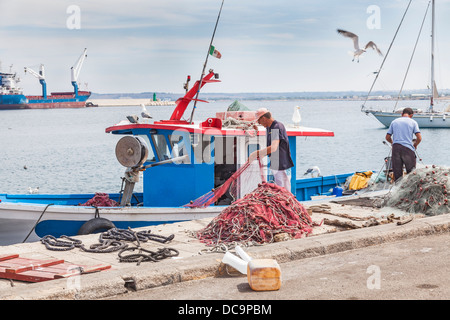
267 33 295 40
1 0 449 93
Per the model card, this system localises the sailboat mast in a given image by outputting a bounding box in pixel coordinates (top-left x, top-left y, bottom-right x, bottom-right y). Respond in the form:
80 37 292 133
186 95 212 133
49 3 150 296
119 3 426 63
430 0 435 112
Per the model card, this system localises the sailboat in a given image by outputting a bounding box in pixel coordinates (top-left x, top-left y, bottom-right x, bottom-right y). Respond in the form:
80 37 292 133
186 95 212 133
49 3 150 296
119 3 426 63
362 0 450 128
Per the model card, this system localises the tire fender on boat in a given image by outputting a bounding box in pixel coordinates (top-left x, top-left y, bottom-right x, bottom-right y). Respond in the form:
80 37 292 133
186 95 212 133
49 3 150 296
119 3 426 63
77 217 116 235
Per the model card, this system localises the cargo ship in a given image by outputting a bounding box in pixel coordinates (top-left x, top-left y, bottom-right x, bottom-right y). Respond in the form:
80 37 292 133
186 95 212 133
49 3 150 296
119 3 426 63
0 49 91 110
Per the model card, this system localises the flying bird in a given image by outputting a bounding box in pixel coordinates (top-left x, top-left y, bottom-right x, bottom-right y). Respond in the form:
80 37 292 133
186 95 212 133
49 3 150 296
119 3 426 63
140 104 152 119
337 29 383 62
304 166 321 178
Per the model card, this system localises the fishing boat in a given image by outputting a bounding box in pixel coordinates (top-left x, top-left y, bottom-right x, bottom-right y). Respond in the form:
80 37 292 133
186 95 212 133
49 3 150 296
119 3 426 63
362 0 450 128
0 2 374 245
0 49 90 110
0 67 363 243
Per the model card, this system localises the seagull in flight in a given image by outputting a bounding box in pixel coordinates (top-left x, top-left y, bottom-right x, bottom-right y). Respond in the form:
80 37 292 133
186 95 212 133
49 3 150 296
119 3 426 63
140 104 152 119
337 29 383 62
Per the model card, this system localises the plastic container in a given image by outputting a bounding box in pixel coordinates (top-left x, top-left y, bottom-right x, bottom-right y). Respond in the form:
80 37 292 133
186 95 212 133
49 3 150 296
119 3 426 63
247 259 281 291
333 186 343 197
221 251 248 275
235 245 252 262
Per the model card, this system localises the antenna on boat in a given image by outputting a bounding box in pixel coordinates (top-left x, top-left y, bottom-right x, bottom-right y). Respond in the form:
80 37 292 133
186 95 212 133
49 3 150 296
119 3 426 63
429 0 435 112
188 0 224 124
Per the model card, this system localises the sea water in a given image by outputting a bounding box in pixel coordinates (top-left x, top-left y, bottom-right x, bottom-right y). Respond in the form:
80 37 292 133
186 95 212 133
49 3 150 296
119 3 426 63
0 99 449 244
1 99 449 195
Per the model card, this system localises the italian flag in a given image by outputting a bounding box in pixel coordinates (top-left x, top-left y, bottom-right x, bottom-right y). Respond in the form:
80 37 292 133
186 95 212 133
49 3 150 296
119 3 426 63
209 45 222 59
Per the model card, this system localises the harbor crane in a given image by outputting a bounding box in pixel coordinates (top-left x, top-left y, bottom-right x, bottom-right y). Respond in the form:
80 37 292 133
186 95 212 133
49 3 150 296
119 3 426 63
71 48 87 97
24 64 47 98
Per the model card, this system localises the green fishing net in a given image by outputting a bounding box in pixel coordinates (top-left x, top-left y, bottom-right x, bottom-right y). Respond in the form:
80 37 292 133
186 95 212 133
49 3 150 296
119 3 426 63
384 165 450 216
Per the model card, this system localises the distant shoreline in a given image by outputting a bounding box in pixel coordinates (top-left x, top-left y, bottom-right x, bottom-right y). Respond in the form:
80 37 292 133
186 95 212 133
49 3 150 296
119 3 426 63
90 90 450 103
87 98 175 107
87 96 450 107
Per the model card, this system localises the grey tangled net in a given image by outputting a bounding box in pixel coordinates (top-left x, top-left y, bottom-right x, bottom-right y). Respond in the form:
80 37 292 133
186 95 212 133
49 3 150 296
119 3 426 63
384 165 450 216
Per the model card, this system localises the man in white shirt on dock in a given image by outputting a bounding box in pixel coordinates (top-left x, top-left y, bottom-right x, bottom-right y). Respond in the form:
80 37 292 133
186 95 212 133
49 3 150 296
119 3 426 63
385 107 422 181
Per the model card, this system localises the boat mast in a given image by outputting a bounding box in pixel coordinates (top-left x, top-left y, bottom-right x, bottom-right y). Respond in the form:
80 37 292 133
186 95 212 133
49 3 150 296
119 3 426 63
429 0 435 112
188 0 224 124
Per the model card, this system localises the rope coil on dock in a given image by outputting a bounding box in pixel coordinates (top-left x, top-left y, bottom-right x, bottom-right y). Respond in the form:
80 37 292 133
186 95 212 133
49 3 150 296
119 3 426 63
118 246 179 265
40 228 178 264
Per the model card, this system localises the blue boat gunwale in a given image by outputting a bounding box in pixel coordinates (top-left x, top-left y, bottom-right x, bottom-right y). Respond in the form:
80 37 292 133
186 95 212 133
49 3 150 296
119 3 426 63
0 171 355 206
0 192 143 207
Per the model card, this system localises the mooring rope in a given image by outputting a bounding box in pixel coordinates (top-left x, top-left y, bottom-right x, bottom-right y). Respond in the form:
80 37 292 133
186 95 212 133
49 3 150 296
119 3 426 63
23 203 54 243
40 227 178 264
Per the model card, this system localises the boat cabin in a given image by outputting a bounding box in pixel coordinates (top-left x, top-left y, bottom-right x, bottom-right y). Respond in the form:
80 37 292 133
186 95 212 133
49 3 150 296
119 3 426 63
107 118 334 207
106 71 336 207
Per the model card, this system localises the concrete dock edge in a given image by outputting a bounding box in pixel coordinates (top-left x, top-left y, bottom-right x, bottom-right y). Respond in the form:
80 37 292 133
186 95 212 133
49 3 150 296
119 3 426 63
1 214 449 300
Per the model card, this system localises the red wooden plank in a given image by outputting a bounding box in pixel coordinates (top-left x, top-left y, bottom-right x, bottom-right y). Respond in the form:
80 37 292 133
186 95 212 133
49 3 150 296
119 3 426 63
80 264 111 274
42 262 78 271
0 254 111 283
0 254 19 261
5 270 56 282
34 263 78 275
5 259 65 274
0 258 51 268
54 264 111 278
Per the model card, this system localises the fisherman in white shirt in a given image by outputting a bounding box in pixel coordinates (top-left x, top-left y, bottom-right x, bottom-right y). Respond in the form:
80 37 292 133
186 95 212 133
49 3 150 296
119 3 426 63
385 107 422 181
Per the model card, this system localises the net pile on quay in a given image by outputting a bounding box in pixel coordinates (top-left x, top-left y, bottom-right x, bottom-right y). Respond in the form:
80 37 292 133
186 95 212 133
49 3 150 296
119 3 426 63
384 165 450 216
195 182 319 247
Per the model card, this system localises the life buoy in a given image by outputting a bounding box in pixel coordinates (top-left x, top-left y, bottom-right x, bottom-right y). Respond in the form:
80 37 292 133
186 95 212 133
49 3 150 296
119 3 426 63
77 218 116 235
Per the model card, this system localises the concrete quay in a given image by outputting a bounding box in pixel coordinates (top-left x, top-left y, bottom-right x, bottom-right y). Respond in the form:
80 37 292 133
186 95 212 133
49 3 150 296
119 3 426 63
0 205 449 300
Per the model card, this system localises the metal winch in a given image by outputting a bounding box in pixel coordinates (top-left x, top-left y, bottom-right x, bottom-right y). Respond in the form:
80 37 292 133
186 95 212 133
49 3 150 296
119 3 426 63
115 136 149 206
115 135 189 206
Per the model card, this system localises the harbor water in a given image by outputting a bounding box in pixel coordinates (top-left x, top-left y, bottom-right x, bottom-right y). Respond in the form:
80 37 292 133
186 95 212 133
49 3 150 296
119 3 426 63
1 99 449 244
2 99 450 193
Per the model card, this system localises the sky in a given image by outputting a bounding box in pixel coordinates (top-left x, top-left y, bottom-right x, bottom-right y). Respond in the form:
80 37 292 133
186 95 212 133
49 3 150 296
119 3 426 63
1 0 450 95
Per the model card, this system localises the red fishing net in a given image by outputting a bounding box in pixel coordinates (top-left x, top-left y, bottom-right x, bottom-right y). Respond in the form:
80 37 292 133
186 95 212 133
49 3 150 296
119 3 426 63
195 182 317 246
184 159 266 208
79 193 119 207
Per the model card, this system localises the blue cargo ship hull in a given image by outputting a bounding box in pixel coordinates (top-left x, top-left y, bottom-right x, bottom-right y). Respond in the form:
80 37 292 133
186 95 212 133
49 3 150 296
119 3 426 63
0 94 28 109
0 91 91 110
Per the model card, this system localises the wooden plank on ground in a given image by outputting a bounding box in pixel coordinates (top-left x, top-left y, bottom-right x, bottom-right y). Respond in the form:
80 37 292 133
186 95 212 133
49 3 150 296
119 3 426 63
0 254 111 283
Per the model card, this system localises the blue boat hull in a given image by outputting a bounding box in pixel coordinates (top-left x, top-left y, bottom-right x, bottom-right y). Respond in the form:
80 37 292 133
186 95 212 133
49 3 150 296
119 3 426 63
34 219 183 238
0 173 355 241
295 173 352 201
